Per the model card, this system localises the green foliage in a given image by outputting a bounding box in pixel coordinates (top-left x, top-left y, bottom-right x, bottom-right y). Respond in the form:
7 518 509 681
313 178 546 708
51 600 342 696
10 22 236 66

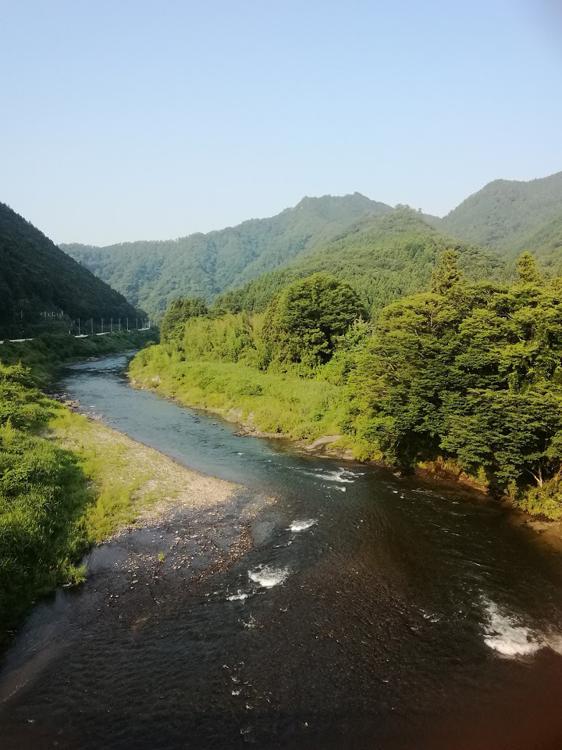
140 250 561 518
162 312 265 367
129 354 345 442
0 202 141 334
440 170 562 263
0 364 92 637
431 249 463 294
160 297 208 343
345 257 562 510
214 210 501 317
65 194 390 318
517 251 543 284
263 273 365 369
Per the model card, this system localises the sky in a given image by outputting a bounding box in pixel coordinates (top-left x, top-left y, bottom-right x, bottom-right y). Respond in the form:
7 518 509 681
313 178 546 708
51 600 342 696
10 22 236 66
1 0 561 246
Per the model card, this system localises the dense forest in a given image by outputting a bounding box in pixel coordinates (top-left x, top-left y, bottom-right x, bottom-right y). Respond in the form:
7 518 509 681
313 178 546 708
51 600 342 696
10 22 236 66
64 172 562 321
212 210 500 316
439 170 562 265
63 194 391 318
0 203 142 338
132 251 562 519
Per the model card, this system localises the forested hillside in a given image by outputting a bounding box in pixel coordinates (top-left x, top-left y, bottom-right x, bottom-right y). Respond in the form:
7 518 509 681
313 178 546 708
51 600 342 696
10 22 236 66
63 170 562 321
0 202 140 334
63 194 391 318
441 170 562 262
214 210 501 315
131 252 562 520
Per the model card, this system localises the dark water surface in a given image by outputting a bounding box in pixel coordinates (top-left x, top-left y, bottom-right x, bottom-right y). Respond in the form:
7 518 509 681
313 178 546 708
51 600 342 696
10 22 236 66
2 354 562 749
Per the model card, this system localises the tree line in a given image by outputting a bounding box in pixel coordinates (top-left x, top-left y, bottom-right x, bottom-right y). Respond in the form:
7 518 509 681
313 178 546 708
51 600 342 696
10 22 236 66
156 251 561 517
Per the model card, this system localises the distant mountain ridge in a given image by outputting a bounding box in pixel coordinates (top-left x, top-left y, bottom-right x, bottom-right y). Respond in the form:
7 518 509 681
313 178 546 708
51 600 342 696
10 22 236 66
0 202 140 331
62 169 562 318
440 170 562 267
63 193 392 317
214 209 501 314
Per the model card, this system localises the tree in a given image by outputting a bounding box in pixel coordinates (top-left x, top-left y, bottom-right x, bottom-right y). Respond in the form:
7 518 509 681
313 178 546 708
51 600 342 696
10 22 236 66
160 297 208 343
346 274 562 497
516 251 543 284
431 249 462 295
263 273 365 369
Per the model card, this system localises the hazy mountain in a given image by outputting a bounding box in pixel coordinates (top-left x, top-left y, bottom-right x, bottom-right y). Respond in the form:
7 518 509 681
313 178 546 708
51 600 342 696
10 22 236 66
214 209 501 314
63 194 391 317
440 170 562 259
62 171 562 320
0 202 140 331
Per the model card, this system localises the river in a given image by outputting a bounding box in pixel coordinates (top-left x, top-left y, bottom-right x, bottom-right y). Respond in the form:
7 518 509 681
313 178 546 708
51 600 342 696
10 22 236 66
1 353 562 749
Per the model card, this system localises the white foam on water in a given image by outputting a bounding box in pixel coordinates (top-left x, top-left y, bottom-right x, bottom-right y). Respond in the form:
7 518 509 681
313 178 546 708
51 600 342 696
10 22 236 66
301 467 360 484
248 565 290 588
481 598 542 657
227 591 249 602
420 608 442 623
289 519 317 532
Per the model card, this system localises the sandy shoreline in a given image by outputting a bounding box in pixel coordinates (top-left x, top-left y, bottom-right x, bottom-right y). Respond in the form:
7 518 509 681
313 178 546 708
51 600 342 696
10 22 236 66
51 410 248 538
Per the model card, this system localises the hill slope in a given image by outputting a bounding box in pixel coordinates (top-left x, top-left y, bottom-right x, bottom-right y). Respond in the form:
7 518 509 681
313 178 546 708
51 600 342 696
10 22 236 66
215 209 501 314
63 194 391 317
440 170 562 257
0 202 140 332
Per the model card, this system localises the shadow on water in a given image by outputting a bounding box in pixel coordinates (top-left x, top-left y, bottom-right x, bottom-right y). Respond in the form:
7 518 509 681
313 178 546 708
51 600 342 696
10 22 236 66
2 354 562 749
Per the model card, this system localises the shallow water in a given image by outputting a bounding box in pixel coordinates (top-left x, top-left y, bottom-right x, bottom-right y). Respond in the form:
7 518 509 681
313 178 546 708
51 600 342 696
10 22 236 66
2 354 562 749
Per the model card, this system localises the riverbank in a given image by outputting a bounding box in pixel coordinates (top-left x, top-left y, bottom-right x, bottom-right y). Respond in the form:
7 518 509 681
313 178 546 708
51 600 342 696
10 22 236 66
128 351 562 526
1 329 156 385
129 349 348 445
50 409 240 542
0 399 244 647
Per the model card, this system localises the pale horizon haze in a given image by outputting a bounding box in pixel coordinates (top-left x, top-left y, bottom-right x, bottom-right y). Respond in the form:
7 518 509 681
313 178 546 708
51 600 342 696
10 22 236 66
1 0 561 245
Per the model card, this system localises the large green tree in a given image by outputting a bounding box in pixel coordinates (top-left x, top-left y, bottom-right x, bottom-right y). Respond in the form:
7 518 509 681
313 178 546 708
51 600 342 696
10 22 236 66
347 253 562 500
263 273 365 369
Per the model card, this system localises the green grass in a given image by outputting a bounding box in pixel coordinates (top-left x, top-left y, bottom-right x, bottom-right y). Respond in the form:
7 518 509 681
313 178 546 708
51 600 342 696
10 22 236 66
0 333 157 645
130 344 347 442
50 409 152 542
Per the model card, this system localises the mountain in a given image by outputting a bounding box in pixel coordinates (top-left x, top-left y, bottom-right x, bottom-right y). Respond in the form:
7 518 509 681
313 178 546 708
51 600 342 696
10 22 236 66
63 194 391 318
214 209 501 315
0 202 141 333
440 171 562 261
516 214 562 275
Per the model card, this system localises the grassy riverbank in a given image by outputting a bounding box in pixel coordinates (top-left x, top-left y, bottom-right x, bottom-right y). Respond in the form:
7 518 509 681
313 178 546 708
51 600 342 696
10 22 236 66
131 255 562 521
0 380 236 645
0 329 156 384
130 347 348 444
51 409 237 541
1 329 236 646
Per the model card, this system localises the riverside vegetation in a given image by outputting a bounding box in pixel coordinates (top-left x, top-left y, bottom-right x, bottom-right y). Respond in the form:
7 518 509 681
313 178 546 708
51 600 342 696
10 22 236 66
131 251 562 520
0 331 157 644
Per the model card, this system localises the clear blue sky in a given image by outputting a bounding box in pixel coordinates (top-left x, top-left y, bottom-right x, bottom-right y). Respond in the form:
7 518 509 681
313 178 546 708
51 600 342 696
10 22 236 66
1 0 561 245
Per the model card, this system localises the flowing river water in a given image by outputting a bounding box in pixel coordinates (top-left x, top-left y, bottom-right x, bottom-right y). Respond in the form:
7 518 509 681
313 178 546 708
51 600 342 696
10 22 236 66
2 354 562 749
